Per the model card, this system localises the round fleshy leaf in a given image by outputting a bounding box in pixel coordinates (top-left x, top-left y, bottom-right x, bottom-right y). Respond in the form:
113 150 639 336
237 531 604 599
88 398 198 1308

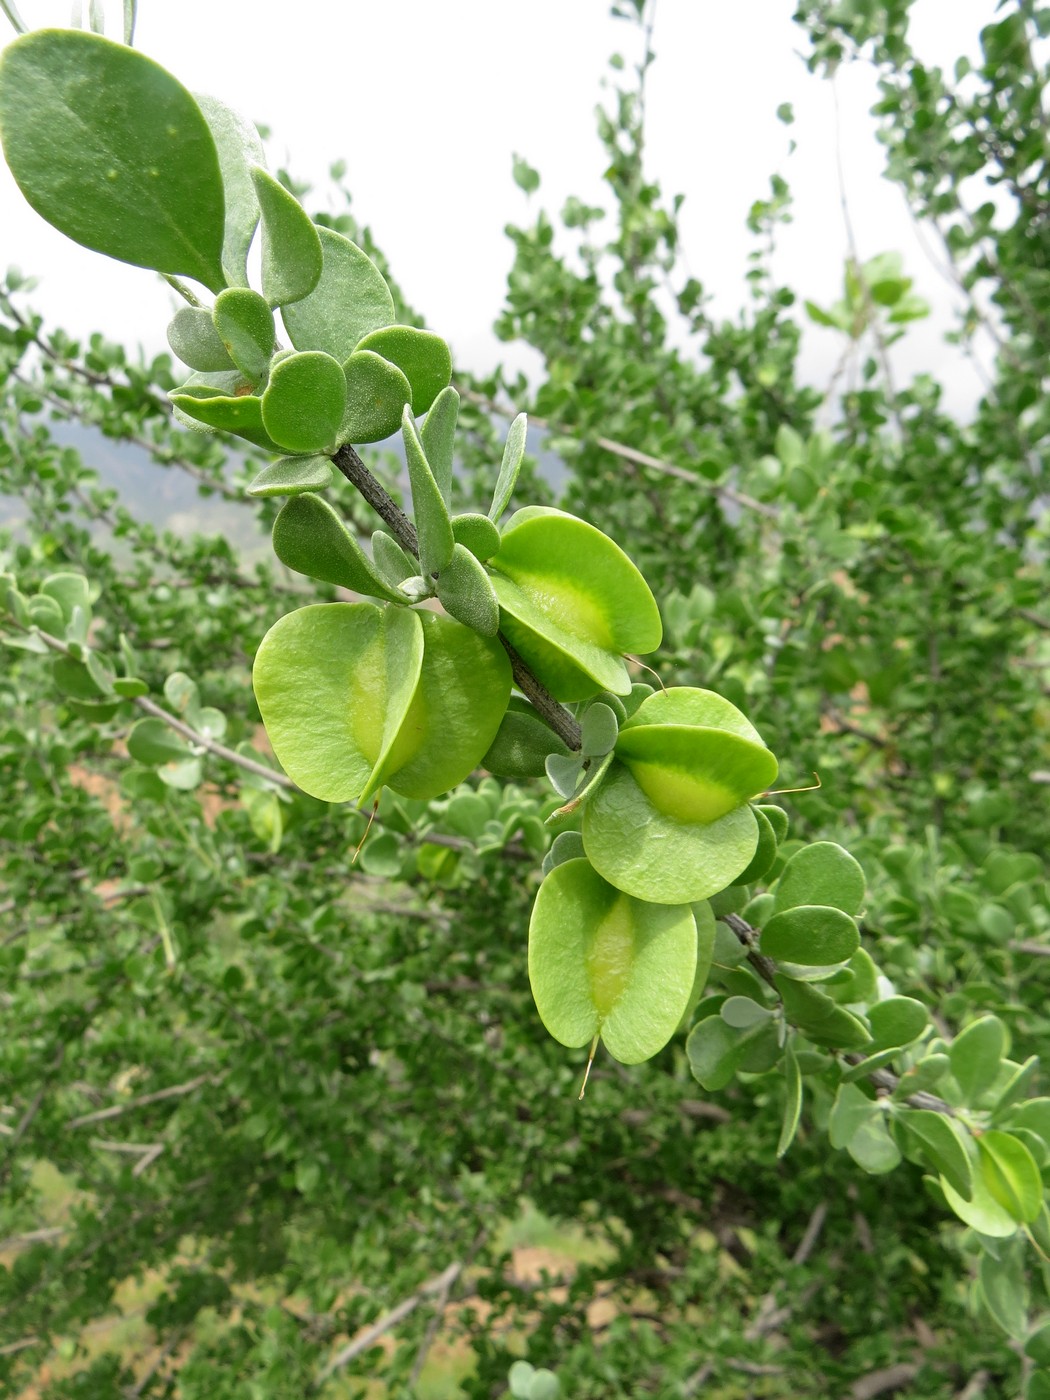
261 351 346 454
355 325 452 415
283 227 395 361
436 543 500 637
167 307 235 372
0 31 226 290
678 899 717 1030
252 602 423 804
213 288 275 381
756 803 789 844
732 805 778 885
371 531 415 588
420 386 459 504
759 905 859 967
250 166 323 308
941 1159 1020 1239
342 351 412 444
897 1109 973 1201
528 859 697 1064
978 1130 1043 1224
195 93 264 288
867 996 928 1051
774 973 872 1050
582 760 761 904
246 455 335 498
489 507 661 701
615 725 778 825
950 1015 1008 1104
452 513 501 561
481 696 570 779
377 611 512 800
169 386 284 451
773 841 866 916
271 493 402 601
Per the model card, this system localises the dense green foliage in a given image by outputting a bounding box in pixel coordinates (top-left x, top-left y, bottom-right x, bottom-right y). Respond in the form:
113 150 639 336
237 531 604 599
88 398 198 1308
0 2 1048 1396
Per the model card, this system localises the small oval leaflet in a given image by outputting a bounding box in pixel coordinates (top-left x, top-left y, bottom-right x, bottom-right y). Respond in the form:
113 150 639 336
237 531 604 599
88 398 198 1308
261 351 347 454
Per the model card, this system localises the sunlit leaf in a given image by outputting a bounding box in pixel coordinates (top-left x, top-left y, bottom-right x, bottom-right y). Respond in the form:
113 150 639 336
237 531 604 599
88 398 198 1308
0 30 226 288
529 858 697 1064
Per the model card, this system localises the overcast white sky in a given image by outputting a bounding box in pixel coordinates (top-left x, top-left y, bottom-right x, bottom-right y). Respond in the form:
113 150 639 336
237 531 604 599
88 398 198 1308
0 1 999 417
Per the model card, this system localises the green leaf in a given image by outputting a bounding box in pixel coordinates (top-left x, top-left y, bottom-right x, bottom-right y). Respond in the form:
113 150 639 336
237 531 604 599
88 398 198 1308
420 386 460 504
167 307 235 373
759 905 859 966
867 996 928 1051
481 696 570 779
0 31 226 288
512 153 540 194
773 842 866 916
195 93 264 289
829 1082 878 1150
261 351 347 454
489 507 661 701
529 859 697 1064
529 1369 560 1400
583 760 762 904
897 1109 973 1200
756 803 789 844
169 386 284 451
489 413 528 521
371 531 415 588
52 656 105 700
950 1016 1008 1104
127 717 195 767
978 1248 1028 1340
250 166 323 308
436 543 500 637
848 1114 902 1174
686 1014 740 1091
679 900 716 1028
41 573 91 626
247 455 336 498
212 288 275 381
1004 1099 1050 1151
342 351 412 444
825 947 879 1005
402 407 455 575
732 805 778 885
978 1131 1043 1224
452 513 501 562
581 703 619 759
252 602 423 803
354 325 452 415
271 493 402 601
775 974 872 1050
721 996 772 1029
777 1044 803 1158
283 226 394 361
509 1361 535 1399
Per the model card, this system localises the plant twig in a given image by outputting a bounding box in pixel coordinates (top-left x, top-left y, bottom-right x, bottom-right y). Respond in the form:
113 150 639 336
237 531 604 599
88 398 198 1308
460 388 777 520
69 1073 211 1129
310 1261 462 1391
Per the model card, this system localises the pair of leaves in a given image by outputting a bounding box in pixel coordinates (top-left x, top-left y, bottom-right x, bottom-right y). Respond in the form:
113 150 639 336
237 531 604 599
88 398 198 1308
581 689 778 904
252 602 511 804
